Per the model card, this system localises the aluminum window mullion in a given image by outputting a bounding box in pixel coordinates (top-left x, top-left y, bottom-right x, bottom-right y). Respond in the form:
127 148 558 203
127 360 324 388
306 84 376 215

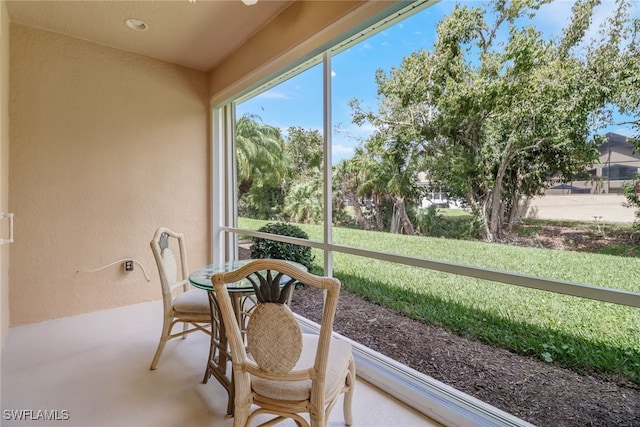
323 52 333 277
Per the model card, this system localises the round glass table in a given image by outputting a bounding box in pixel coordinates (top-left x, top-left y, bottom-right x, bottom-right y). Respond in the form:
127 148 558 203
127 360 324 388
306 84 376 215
188 259 256 291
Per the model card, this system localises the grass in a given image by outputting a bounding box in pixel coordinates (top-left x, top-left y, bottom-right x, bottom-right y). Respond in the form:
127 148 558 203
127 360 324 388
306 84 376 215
238 217 640 385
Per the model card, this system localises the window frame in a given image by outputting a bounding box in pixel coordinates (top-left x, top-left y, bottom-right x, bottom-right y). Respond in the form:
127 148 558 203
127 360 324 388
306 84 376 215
210 1 640 424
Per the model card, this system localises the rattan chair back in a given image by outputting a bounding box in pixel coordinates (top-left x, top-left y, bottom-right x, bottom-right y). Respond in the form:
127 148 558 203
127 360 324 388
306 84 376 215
149 227 210 370
212 258 355 427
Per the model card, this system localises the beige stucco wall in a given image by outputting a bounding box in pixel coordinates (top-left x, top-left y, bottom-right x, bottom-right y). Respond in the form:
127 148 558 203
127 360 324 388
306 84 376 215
8 24 210 325
2 0 400 327
525 195 635 223
1 0 10 346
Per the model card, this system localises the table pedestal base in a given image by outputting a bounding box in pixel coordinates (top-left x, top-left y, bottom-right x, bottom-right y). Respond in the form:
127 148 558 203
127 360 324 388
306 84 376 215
202 290 255 416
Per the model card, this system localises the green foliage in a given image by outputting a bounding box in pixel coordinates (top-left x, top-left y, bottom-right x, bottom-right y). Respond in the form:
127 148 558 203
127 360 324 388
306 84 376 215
283 170 324 224
350 0 639 242
285 127 323 178
622 183 640 231
240 217 640 385
239 183 285 220
596 243 640 258
236 113 288 201
411 207 479 240
250 222 315 270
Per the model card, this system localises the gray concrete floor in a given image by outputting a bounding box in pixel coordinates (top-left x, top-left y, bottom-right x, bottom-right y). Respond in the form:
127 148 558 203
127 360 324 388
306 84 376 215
1 300 441 427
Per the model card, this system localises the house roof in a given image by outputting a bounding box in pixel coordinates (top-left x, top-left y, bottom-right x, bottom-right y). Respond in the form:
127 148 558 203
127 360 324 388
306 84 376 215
600 132 637 158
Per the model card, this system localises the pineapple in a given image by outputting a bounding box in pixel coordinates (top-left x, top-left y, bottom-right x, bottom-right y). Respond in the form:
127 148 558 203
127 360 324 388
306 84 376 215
245 270 303 373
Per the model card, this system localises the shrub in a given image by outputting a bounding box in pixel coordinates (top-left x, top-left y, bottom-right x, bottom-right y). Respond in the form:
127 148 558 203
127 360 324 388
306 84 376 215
250 222 315 270
412 206 479 240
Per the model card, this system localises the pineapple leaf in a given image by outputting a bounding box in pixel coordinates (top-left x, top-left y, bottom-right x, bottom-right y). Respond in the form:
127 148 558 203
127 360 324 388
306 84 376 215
258 273 270 303
272 272 285 302
278 278 297 304
247 269 299 305
247 275 263 303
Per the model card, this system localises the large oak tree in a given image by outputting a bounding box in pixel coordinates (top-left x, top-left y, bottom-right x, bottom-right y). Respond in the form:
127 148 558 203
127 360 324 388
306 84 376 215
351 0 639 241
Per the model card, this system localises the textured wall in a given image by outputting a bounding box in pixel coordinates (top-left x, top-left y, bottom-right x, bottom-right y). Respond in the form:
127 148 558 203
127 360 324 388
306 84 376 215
525 195 634 223
9 24 210 325
1 0 10 343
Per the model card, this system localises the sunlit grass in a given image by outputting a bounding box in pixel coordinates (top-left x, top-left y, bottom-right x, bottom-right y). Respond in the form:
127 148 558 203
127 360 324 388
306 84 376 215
238 217 640 384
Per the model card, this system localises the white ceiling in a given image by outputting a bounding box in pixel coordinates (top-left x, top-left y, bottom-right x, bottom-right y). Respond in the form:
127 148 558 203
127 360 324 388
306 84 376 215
5 0 294 72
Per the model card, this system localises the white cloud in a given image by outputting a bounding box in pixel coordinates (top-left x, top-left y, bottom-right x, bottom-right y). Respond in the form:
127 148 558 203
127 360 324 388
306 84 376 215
331 144 355 163
531 0 573 34
256 90 291 100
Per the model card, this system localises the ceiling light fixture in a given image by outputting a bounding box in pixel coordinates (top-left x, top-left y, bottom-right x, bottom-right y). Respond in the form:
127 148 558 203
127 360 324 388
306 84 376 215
125 18 148 32
241 0 258 5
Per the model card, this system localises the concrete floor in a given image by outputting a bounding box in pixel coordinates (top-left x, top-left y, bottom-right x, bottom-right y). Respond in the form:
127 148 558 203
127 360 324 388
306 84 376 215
1 300 441 427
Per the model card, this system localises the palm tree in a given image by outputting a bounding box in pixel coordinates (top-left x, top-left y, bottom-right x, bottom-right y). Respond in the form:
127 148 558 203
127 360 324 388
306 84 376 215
333 159 367 227
283 170 323 224
236 113 287 200
352 133 422 235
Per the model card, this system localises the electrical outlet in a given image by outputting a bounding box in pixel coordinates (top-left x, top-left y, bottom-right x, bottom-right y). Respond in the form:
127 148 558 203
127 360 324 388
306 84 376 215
124 260 134 272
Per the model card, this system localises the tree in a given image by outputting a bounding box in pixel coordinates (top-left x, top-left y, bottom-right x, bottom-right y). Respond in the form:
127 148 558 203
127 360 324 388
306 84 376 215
350 0 639 242
349 147 387 231
285 127 323 179
283 171 324 224
280 127 324 224
622 137 640 230
349 132 424 234
333 159 367 227
235 113 287 201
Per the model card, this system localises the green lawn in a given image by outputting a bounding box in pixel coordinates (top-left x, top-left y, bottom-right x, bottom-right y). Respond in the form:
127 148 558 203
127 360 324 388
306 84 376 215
239 218 640 384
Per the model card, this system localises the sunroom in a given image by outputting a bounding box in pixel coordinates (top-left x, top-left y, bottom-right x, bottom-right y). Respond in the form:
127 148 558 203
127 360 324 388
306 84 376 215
1 1 638 426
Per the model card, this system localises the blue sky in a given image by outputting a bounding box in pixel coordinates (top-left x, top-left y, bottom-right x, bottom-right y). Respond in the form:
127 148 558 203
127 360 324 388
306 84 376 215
237 0 639 163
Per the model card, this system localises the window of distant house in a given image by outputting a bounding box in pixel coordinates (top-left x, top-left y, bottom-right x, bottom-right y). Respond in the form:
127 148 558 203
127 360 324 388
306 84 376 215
602 165 637 180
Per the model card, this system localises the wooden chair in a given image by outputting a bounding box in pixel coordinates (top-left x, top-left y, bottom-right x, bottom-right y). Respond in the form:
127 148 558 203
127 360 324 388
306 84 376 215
212 259 355 427
149 227 211 370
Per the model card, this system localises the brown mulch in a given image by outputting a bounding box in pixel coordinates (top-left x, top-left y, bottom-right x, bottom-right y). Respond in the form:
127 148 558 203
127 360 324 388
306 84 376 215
290 286 640 427
239 227 640 427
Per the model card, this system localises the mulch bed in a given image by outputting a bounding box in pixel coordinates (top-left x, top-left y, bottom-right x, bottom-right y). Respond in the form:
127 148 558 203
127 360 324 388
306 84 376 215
289 286 640 427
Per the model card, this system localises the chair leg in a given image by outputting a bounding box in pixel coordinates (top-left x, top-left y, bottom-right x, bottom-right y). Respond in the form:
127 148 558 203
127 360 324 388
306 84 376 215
182 320 188 338
202 318 218 384
343 358 356 426
150 317 172 370
232 404 250 427
309 413 325 427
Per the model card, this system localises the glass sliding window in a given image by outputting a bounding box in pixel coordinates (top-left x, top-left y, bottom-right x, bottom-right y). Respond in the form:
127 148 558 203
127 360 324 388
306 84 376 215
233 63 326 264
216 1 640 425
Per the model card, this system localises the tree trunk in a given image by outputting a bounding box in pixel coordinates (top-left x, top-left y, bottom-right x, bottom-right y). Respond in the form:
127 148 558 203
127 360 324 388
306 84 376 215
340 176 366 227
480 200 494 242
349 194 366 227
391 196 415 235
374 193 384 231
506 189 524 234
238 177 253 201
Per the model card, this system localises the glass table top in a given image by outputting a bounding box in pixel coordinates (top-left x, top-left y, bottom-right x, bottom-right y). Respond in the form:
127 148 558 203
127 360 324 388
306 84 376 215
188 259 305 292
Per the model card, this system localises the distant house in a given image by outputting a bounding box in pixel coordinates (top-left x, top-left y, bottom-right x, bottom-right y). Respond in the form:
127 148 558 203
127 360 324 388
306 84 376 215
547 132 640 195
416 171 464 208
